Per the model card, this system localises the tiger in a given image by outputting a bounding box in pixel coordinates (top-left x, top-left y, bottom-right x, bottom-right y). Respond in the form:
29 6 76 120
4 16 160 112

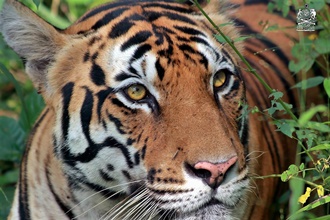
0 0 319 219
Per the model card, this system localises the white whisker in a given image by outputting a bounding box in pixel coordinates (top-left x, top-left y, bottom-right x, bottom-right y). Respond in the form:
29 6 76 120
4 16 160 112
68 179 143 217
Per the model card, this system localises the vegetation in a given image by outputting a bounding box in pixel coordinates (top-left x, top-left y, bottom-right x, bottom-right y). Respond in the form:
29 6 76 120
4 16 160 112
0 0 329 219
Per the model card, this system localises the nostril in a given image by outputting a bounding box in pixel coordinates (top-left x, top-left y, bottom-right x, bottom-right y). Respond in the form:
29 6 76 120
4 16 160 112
186 156 238 189
188 165 212 179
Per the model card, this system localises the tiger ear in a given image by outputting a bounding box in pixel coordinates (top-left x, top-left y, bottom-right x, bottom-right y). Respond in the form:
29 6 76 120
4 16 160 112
0 0 67 95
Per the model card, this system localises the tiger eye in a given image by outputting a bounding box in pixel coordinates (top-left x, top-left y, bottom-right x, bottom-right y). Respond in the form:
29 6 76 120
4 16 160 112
213 71 227 88
126 84 147 101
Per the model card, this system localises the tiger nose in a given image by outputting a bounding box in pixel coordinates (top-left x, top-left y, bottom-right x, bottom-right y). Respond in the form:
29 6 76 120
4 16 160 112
192 156 238 189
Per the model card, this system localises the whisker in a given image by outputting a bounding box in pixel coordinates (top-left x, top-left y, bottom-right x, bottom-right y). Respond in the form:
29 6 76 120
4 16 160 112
73 189 127 220
124 191 154 220
120 191 149 220
246 151 265 162
68 179 143 216
103 187 149 220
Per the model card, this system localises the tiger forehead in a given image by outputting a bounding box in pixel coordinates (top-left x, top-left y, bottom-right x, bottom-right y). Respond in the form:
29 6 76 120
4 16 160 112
65 0 220 61
65 1 200 35
62 2 227 84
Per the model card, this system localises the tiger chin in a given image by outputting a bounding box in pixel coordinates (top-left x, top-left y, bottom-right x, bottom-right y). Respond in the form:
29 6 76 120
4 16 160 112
0 0 298 219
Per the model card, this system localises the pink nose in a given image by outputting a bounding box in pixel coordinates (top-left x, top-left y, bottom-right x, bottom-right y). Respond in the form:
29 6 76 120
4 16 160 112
193 156 238 189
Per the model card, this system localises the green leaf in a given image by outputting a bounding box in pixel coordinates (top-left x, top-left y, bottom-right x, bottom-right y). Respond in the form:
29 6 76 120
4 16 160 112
0 117 26 161
309 1 326 11
214 34 230 44
233 36 252 42
324 176 330 190
324 78 330 98
288 164 299 175
292 76 324 90
0 169 19 186
299 105 328 125
32 0 41 7
289 195 330 219
281 1 290 17
269 91 283 100
267 2 275 12
289 177 305 215
300 144 330 154
289 60 306 73
299 163 305 171
19 90 45 130
281 171 289 182
304 121 330 132
265 24 279 31
0 186 15 220
0 64 31 129
218 22 235 27
65 0 93 4
310 215 330 220
295 129 316 148
279 123 294 138
314 37 330 54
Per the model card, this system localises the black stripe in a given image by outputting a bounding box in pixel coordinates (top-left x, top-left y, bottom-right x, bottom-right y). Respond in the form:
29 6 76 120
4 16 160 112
141 144 147 160
121 31 153 51
153 26 175 46
144 3 194 14
79 1 136 22
162 12 197 25
130 44 152 62
155 58 165 81
134 151 141 165
111 98 137 114
178 44 208 69
107 164 115 171
122 170 132 180
115 72 132 82
46 165 75 219
158 44 173 57
90 63 106 86
108 14 145 39
19 109 50 220
174 25 206 37
97 88 114 122
91 7 129 30
107 112 126 134
83 52 90 62
61 83 74 142
99 169 115 181
223 80 240 100
190 36 220 61
60 88 135 168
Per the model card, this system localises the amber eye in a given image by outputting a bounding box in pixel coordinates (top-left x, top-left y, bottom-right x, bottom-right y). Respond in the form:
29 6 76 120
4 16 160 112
213 70 227 88
126 84 147 101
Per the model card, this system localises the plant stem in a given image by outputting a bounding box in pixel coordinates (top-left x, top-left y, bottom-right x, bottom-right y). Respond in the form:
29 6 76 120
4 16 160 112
254 175 320 188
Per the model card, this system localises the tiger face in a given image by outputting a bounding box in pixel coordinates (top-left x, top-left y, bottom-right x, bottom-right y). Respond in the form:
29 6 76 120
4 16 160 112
1 0 250 219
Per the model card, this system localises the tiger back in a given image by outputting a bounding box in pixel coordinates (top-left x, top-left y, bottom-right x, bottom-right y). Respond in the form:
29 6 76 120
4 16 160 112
0 0 307 219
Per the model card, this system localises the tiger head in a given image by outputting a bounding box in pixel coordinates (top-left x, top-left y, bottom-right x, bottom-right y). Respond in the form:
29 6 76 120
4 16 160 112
1 0 250 219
